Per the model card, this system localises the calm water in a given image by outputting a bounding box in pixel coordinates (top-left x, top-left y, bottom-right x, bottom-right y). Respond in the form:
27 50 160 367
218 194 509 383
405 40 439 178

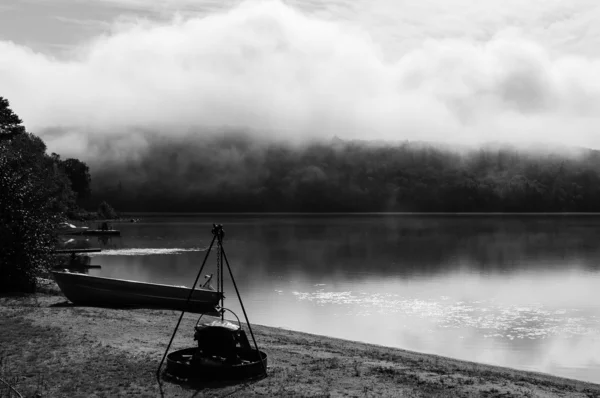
72 215 600 383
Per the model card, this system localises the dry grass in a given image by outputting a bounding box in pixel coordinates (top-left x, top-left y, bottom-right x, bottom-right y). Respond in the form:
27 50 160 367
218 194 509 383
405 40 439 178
1 291 599 397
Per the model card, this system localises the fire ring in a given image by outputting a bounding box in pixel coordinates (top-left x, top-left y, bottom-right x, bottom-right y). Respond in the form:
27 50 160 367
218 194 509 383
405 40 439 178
165 347 268 380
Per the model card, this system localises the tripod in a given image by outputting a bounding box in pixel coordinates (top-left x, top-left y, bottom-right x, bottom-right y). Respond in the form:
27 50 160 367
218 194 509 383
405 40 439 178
156 224 267 378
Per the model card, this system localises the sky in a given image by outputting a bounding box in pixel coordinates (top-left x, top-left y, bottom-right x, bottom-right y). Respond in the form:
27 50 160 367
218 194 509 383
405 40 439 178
1 0 600 161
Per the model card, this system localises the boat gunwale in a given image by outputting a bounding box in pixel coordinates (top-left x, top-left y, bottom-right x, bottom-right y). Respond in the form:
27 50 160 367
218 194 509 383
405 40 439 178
50 270 216 292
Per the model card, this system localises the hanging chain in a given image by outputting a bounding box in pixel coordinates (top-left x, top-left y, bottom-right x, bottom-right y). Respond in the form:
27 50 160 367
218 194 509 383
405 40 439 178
211 223 225 318
216 239 221 296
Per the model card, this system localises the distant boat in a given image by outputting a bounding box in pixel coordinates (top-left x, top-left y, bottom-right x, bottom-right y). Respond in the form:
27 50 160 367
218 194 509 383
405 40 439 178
57 221 121 236
52 248 103 271
51 271 221 313
56 222 89 235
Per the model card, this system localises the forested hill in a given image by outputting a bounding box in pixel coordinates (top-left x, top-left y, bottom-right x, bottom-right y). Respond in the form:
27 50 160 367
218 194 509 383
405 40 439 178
90 135 600 213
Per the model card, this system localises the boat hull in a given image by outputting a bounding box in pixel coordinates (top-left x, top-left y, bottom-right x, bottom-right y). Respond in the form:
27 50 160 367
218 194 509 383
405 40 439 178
51 271 221 313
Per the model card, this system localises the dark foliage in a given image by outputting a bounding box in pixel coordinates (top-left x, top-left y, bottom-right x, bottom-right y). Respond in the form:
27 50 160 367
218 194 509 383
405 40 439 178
0 97 26 140
59 157 92 202
97 200 118 219
0 97 75 292
47 154 104 220
90 134 600 213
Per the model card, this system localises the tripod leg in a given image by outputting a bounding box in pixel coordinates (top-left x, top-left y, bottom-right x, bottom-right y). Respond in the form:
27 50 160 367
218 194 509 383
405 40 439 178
222 247 268 377
156 234 218 378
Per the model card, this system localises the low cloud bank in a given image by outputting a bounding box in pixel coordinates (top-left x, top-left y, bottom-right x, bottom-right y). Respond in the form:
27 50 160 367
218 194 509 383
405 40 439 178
1 0 599 169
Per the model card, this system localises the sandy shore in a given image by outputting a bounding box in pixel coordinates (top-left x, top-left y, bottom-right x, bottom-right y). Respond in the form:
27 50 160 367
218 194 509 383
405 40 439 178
1 285 599 397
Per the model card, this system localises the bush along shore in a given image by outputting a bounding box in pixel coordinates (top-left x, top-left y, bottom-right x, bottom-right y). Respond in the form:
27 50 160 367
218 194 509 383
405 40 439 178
66 201 122 222
1 285 599 397
1 95 123 293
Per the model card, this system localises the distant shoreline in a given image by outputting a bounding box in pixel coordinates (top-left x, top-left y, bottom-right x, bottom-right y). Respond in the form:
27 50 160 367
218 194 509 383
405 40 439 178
119 211 600 217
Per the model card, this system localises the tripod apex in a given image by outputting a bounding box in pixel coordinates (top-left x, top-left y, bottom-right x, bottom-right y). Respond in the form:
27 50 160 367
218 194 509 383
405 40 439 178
212 224 225 240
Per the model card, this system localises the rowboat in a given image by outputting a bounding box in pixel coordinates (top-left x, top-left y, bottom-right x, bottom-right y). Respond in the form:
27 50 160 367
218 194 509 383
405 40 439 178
51 271 222 313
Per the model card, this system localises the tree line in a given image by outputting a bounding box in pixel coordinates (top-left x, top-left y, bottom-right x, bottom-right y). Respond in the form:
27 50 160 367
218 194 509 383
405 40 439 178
92 134 600 213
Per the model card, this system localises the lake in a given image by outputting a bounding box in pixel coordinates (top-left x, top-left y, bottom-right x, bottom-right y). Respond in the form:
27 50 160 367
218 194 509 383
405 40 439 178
73 215 600 383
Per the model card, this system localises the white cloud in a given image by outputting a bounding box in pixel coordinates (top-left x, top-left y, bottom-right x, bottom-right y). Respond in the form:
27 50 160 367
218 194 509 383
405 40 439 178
51 0 599 56
1 0 600 163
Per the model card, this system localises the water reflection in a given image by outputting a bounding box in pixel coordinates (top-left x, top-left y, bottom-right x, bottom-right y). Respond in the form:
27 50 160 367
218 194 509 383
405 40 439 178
87 215 600 383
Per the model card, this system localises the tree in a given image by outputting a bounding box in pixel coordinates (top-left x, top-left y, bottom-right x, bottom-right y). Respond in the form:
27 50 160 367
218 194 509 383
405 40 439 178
97 201 118 219
0 97 75 292
0 97 26 140
61 158 92 202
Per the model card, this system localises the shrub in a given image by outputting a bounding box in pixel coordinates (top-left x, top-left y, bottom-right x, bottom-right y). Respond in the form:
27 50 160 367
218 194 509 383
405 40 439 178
97 201 118 220
0 98 74 292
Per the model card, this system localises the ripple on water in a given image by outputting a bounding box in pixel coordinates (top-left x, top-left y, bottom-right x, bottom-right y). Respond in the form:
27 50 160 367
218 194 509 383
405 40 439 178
291 290 600 340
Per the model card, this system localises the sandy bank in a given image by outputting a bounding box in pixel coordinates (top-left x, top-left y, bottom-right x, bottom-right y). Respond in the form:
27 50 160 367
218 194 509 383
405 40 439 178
1 288 599 397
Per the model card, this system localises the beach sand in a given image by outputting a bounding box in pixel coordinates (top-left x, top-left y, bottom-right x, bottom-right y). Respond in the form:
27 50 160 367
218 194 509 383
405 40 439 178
1 284 599 397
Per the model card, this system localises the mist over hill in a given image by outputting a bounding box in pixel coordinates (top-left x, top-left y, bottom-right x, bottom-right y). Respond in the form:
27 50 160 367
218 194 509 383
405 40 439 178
88 134 600 213
3 1 600 214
